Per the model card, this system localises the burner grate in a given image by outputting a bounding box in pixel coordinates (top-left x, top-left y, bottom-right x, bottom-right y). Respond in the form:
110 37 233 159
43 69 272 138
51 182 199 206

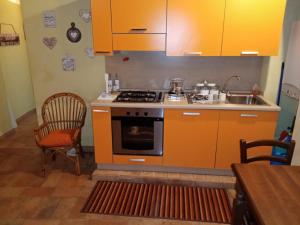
115 91 160 103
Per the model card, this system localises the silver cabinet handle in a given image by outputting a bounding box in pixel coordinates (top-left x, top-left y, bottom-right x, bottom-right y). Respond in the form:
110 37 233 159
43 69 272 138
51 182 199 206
184 51 203 56
183 112 201 116
93 109 109 113
128 158 145 162
96 51 111 54
241 51 259 56
240 114 258 118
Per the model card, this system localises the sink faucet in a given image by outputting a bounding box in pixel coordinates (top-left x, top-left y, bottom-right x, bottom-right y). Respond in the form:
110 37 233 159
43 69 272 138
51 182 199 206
222 75 241 94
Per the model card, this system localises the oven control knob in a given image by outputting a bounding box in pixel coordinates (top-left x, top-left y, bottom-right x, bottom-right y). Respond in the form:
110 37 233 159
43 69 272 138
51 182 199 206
144 112 148 116
126 112 130 116
135 112 140 116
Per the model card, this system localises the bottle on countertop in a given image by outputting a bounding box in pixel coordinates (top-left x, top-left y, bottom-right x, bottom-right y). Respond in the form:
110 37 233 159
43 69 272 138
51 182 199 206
113 73 120 91
104 73 113 94
251 83 261 96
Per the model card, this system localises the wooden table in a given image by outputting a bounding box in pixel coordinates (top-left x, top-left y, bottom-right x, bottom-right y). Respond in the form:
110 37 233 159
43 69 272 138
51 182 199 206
231 164 300 225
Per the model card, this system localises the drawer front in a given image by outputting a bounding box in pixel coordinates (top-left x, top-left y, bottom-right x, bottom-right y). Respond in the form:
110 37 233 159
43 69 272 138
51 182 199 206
113 34 166 51
113 155 162 165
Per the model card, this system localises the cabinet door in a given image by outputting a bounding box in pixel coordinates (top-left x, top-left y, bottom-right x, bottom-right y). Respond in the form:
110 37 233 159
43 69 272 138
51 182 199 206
222 0 286 56
111 0 166 33
167 0 225 56
92 107 113 164
215 111 279 169
91 0 113 54
164 109 219 168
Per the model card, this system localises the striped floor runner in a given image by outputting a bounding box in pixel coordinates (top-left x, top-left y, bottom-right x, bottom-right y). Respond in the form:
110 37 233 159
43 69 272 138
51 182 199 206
82 181 232 223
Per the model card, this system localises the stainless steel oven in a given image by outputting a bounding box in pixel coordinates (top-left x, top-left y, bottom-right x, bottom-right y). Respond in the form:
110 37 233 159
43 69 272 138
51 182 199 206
112 108 164 156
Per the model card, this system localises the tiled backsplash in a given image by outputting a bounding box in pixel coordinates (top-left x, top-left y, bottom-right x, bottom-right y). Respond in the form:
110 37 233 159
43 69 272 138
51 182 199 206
105 52 263 91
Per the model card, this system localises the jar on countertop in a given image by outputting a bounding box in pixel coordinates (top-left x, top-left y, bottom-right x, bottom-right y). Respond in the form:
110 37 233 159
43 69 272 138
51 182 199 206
208 83 220 101
194 81 210 95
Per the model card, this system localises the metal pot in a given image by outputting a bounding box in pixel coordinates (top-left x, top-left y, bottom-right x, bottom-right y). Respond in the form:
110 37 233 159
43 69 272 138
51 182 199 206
169 78 184 95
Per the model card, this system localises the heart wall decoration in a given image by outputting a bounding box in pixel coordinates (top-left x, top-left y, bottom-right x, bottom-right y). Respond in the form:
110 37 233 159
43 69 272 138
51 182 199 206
66 22 81 43
43 37 57 49
79 9 91 23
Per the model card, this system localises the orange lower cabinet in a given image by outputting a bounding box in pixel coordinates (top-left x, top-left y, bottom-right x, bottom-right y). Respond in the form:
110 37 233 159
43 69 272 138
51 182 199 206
215 111 279 169
113 155 162 165
92 107 113 164
163 109 219 168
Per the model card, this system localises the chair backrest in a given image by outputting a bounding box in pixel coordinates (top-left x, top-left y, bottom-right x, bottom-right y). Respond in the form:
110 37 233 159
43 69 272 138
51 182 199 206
240 139 295 165
42 92 87 131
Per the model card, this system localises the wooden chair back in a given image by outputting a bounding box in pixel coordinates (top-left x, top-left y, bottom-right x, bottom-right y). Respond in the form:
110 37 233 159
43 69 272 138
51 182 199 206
240 139 295 165
41 92 87 132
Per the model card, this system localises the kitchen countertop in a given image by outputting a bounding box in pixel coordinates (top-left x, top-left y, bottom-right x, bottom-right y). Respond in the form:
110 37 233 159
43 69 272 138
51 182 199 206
91 93 281 112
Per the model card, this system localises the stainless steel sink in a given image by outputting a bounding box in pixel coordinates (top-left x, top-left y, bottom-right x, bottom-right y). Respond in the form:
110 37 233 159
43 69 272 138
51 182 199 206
226 94 268 105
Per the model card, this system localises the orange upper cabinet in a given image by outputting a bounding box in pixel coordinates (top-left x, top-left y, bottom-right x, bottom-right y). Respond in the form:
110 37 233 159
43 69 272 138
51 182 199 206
167 0 226 56
111 0 166 33
111 0 167 51
222 0 286 56
91 0 113 54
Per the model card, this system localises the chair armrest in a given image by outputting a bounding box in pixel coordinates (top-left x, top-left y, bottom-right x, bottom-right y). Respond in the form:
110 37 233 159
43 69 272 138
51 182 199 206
34 123 49 146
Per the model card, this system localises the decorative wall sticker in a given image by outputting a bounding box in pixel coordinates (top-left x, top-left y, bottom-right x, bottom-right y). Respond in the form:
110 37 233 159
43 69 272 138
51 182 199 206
85 47 94 58
123 57 130 62
66 22 81 43
0 23 20 46
42 37 57 49
79 9 91 23
43 11 56 28
62 56 75 71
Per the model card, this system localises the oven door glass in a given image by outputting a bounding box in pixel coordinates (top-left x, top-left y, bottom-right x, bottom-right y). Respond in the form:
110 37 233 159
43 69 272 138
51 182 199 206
121 118 154 150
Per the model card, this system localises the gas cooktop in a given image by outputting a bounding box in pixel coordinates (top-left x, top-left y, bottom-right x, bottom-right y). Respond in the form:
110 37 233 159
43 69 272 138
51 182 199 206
114 91 163 103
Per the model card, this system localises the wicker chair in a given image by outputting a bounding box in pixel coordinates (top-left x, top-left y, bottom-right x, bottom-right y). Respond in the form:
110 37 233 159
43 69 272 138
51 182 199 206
34 93 87 176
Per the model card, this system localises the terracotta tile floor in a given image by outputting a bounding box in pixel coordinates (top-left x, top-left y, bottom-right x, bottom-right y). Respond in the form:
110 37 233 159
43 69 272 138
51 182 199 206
0 112 231 225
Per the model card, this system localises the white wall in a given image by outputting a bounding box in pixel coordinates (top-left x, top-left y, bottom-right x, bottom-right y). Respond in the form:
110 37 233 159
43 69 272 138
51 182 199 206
287 22 300 165
0 63 13 136
260 0 300 102
0 0 35 119
21 0 106 146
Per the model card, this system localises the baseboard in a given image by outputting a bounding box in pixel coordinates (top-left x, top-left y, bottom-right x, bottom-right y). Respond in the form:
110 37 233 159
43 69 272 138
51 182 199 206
83 146 94 152
16 108 36 124
97 164 234 177
0 128 16 140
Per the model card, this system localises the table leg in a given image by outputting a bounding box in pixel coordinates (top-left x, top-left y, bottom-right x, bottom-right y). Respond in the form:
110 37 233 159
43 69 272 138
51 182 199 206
232 182 247 225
